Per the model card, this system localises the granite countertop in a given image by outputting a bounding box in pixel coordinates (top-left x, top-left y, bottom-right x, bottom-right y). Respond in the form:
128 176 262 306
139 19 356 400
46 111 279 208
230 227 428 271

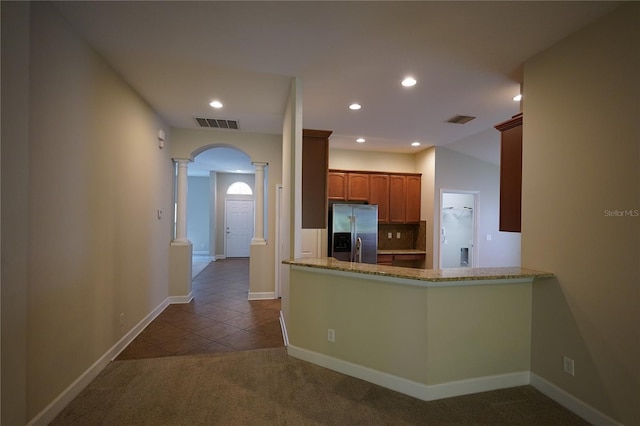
284 257 553 283
378 249 427 255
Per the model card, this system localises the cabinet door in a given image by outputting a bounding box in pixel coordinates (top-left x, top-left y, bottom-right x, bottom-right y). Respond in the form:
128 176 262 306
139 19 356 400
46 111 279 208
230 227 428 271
495 114 522 232
369 174 389 223
328 172 347 200
405 175 421 223
347 173 370 201
389 175 407 223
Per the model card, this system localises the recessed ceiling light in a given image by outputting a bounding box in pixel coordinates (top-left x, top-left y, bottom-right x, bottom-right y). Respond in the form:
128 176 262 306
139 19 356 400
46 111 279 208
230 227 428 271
349 103 362 110
513 94 522 102
356 138 366 143
209 100 223 108
411 141 421 147
402 77 417 87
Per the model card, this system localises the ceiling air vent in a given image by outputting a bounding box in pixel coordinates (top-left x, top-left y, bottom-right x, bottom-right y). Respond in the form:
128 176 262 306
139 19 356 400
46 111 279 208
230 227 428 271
195 117 239 130
445 114 476 124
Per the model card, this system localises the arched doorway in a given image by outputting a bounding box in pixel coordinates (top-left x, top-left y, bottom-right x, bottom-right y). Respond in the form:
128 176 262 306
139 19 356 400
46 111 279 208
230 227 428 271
187 146 255 270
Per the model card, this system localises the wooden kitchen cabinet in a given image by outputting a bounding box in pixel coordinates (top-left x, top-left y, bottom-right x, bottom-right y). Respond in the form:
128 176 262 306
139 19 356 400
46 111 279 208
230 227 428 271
369 174 390 223
347 173 369 201
495 113 522 232
328 169 421 224
376 254 394 265
389 175 407 223
406 175 421 223
377 252 426 268
328 171 347 200
302 129 332 228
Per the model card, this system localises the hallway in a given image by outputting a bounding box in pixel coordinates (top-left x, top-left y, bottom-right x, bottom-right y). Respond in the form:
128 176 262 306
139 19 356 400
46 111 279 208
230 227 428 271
117 259 283 360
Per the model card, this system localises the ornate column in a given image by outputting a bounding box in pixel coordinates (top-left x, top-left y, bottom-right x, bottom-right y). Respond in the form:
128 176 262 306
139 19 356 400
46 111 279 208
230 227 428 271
173 158 191 243
252 162 268 243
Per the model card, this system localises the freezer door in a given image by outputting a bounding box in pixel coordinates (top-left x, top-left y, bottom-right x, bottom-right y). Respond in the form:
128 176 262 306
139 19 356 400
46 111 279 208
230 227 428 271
332 204 354 233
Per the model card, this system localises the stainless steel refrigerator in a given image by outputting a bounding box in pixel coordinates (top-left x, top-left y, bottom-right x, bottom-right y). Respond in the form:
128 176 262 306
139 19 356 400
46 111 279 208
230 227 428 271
331 203 378 264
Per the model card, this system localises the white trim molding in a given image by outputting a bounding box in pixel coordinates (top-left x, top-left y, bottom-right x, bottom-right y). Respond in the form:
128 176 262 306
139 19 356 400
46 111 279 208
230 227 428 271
248 291 276 300
279 310 289 347
287 345 529 402
168 292 193 304
531 374 623 426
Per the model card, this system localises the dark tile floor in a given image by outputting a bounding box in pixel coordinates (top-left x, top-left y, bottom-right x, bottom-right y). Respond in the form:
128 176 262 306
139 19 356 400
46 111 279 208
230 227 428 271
116 258 283 360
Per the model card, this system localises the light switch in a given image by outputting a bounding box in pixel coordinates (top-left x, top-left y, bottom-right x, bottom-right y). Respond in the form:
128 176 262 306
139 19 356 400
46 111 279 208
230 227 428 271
396 232 401 239
387 232 392 239
486 234 492 241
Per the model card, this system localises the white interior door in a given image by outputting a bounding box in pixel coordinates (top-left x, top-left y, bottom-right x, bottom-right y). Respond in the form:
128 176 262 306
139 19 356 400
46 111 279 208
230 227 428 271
225 199 253 257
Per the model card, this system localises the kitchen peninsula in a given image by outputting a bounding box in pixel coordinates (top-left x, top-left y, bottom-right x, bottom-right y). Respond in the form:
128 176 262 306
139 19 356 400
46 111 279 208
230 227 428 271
284 257 552 402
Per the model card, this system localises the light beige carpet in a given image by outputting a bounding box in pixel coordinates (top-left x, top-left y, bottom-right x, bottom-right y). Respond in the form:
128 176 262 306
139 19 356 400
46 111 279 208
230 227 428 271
52 347 588 425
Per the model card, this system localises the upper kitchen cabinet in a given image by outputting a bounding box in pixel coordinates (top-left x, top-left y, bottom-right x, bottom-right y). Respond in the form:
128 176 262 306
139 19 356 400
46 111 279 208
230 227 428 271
347 173 369 201
495 113 522 232
328 169 421 224
389 174 421 224
302 129 332 229
328 171 347 200
406 175 421 223
389 175 407 223
369 174 390 223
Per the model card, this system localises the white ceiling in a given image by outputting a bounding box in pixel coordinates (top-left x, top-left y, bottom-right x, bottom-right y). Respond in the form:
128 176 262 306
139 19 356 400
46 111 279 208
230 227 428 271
53 1 620 175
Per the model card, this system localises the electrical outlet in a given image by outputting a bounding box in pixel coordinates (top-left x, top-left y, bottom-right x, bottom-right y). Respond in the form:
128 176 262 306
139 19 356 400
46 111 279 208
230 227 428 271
563 356 575 376
327 329 335 342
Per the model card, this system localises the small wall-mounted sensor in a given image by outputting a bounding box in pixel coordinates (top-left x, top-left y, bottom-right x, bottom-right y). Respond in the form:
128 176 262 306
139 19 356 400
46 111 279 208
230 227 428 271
158 130 165 149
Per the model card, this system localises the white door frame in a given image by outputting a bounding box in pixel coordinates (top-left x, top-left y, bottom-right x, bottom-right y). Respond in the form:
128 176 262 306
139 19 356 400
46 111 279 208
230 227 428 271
274 184 283 298
224 197 254 258
438 189 479 269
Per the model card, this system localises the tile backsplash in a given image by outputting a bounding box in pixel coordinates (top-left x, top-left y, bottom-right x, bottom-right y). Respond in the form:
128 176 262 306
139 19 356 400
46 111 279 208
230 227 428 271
378 221 426 250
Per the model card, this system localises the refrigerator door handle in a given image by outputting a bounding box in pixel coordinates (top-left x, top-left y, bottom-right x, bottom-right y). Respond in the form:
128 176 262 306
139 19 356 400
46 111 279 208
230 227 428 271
355 237 362 263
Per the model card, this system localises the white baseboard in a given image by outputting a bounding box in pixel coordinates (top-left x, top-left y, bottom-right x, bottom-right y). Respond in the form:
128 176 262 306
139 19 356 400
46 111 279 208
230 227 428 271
286 345 529 402
279 310 289 347
27 295 187 426
426 371 530 401
168 292 193 304
530 373 623 426
215 255 226 260
248 291 276 300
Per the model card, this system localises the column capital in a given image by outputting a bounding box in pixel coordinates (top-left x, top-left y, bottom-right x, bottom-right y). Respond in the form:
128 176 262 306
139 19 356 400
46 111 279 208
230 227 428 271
252 161 268 170
173 157 193 165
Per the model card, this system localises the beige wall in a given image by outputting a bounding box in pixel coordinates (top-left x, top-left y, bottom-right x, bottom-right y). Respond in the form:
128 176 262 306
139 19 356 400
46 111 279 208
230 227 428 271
415 147 436 268
1 2 175 422
1 2 30 423
329 148 416 173
522 4 639 424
